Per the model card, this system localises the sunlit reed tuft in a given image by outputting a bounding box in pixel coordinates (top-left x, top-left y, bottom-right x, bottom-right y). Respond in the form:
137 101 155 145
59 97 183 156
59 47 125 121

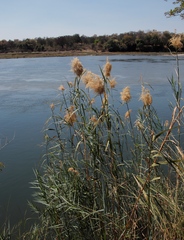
109 78 117 88
125 109 132 119
89 98 95 105
164 120 169 128
169 35 183 50
71 57 83 77
103 58 112 77
90 115 98 125
64 105 77 126
50 103 55 110
58 85 65 91
68 81 74 87
120 86 131 103
84 72 105 94
140 86 152 106
135 120 144 130
82 71 93 85
68 167 79 176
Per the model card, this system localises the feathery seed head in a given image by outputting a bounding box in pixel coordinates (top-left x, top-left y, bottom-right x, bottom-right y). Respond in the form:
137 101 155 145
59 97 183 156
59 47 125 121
135 120 144 130
68 167 79 176
102 93 108 107
120 86 131 103
125 109 132 119
140 86 152 106
164 120 169 128
58 85 65 91
64 105 77 126
82 71 93 85
169 35 183 50
68 81 74 87
90 115 98 125
89 98 95 105
85 72 105 95
109 78 117 88
103 59 112 77
71 57 83 77
50 103 55 110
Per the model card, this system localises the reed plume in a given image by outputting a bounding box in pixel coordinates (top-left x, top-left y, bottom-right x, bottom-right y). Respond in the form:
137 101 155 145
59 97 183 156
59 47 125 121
109 78 117 88
90 115 98 126
169 35 183 50
58 85 65 91
68 167 79 176
64 105 77 126
50 103 55 110
82 71 93 85
140 86 152 106
83 71 105 94
71 57 83 77
125 109 132 119
120 86 131 103
103 58 112 77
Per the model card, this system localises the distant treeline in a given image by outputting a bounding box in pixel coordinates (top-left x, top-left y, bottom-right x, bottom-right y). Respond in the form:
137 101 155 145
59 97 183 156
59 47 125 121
0 30 183 53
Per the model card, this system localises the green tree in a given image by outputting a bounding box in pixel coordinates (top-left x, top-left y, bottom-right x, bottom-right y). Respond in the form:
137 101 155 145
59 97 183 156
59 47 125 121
165 0 184 18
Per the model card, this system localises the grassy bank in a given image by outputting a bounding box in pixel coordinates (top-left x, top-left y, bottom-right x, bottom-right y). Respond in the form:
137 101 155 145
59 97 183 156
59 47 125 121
0 50 177 59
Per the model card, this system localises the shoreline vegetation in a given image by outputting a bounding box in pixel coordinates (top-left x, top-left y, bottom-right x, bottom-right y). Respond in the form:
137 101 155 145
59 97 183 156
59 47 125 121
0 50 184 59
1 30 184 59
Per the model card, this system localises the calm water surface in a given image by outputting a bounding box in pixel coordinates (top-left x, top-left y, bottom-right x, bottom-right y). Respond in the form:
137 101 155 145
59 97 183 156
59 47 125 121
0 54 184 225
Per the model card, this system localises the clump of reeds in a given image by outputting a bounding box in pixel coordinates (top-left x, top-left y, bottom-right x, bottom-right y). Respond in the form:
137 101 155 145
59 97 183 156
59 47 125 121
23 49 184 240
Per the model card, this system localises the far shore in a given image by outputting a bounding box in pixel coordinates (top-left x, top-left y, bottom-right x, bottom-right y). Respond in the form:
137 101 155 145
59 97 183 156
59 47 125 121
0 50 183 59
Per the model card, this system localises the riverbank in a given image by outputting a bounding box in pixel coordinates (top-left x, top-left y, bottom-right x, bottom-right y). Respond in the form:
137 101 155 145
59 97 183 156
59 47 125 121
0 50 177 59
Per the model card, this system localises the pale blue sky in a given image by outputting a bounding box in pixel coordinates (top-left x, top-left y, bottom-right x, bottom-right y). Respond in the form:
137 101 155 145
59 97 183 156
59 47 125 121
0 0 183 40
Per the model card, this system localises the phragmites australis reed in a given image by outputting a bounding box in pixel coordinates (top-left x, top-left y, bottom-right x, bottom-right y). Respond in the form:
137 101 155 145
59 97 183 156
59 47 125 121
71 57 83 77
50 103 55 110
89 98 95 105
169 35 183 50
82 71 93 85
64 105 77 126
164 120 169 128
103 59 117 88
102 93 108 107
82 71 105 95
125 109 132 119
109 78 117 88
135 120 144 130
58 85 65 91
140 86 152 106
68 167 79 176
68 81 74 87
103 58 112 77
120 86 131 103
90 115 98 125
